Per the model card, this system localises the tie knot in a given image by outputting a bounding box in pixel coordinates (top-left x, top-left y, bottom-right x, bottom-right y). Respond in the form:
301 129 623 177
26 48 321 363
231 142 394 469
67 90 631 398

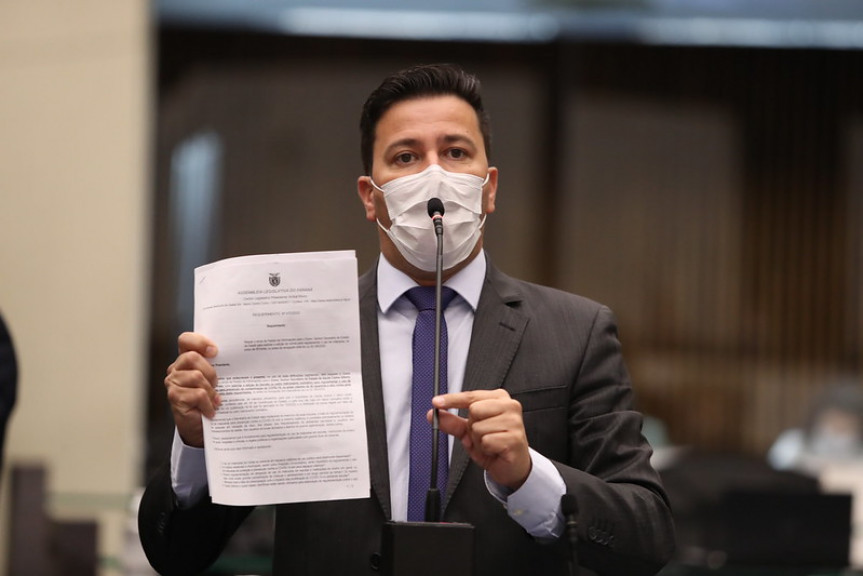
405 286 457 312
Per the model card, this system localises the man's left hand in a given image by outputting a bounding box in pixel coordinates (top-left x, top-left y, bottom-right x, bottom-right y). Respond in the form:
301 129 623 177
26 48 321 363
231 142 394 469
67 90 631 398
432 389 532 491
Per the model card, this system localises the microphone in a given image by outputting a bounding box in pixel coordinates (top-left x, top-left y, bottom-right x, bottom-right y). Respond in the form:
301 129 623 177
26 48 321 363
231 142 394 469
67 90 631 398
381 197 474 575
425 197 445 523
561 494 579 576
427 197 444 238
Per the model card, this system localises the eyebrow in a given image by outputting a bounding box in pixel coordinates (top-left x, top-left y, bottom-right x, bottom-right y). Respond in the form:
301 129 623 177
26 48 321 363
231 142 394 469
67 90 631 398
382 137 421 157
382 134 478 157
441 134 478 150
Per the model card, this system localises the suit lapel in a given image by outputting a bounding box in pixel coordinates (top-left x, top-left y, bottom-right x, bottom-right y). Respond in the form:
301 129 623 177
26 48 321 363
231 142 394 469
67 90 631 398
358 267 393 519
445 262 529 506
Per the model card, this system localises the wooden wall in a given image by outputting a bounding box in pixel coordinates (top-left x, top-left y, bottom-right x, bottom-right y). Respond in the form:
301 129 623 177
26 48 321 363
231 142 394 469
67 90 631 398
559 45 863 453
146 30 863 476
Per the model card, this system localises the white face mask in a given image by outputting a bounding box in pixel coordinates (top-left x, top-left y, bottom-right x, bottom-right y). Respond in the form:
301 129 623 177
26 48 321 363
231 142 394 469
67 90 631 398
371 164 489 272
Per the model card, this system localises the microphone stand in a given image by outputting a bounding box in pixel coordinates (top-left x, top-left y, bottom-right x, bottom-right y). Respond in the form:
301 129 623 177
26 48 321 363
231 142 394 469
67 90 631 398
562 494 579 576
381 198 474 576
426 204 445 522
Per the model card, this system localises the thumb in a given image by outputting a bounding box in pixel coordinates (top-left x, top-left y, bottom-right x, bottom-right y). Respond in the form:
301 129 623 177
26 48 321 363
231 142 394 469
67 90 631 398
432 409 469 440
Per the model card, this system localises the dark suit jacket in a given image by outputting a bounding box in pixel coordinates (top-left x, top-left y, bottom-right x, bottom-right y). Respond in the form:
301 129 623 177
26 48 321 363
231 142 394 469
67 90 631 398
139 259 675 576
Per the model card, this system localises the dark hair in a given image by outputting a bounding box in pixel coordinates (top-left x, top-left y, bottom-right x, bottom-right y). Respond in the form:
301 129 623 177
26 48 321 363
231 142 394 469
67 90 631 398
359 63 492 174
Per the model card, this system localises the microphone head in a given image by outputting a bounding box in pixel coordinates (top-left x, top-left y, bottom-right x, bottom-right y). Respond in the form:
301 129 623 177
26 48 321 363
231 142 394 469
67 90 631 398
427 197 445 218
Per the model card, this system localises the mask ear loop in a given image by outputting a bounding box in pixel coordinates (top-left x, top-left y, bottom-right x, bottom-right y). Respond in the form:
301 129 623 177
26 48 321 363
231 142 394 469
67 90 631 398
367 177 389 232
368 174 402 232
478 172 491 228
369 177 385 194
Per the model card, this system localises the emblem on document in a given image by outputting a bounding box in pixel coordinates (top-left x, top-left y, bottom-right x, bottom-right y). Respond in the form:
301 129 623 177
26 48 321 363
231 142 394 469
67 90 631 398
269 272 281 287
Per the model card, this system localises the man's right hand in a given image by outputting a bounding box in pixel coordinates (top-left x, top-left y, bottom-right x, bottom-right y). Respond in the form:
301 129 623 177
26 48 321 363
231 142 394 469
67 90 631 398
165 332 220 448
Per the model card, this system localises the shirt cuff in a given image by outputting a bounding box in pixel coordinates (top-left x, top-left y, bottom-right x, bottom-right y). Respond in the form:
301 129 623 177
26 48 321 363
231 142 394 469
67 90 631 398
170 428 209 509
484 448 566 540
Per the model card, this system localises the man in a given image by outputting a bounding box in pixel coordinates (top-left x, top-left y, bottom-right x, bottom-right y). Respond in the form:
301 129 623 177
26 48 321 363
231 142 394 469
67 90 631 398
139 63 675 576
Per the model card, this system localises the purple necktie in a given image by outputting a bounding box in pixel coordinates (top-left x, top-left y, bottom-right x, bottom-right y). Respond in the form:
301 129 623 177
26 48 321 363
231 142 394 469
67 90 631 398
405 285 457 522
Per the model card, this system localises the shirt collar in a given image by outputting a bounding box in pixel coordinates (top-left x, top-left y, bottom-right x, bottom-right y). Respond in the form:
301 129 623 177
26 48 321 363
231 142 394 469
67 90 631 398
377 252 486 314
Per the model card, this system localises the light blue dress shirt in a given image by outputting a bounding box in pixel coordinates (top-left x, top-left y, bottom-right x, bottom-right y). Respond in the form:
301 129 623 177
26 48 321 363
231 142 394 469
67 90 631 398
171 251 564 539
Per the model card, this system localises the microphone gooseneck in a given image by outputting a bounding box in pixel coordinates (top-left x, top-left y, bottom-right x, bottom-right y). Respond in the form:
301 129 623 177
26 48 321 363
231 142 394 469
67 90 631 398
561 494 579 576
380 196 474 576
425 197 445 522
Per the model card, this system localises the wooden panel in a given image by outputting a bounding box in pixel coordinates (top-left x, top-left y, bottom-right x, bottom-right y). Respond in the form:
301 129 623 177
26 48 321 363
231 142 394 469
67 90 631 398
149 35 863 461
557 45 863 454
559 93 747 450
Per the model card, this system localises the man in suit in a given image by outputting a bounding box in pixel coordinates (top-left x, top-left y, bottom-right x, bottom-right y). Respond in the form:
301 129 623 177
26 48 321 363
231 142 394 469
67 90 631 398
139 63 675 576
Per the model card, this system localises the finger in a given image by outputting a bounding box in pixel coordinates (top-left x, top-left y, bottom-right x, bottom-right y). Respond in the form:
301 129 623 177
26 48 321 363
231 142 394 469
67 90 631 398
434 409 522 457
432 388 510 410
165 364 221 413
433 409 470 440
164 362 217 392
466 398 522 423
168 383 219 417
166 383 213 448
466 412 525 443
474 428 527 457
467 401 524 432
178 331 219 358
168 350 218 384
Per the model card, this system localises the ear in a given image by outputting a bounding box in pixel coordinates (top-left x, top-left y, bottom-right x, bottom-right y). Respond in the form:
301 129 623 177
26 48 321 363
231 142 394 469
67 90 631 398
483 166 499 214
357 176 377 222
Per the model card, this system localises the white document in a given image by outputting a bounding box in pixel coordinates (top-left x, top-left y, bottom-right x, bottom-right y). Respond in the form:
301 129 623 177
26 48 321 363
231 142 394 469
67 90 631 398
195 250 369 506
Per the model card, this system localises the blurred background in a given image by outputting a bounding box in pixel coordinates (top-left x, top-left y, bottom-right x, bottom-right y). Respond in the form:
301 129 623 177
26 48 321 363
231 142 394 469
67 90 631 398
2 0 863 574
